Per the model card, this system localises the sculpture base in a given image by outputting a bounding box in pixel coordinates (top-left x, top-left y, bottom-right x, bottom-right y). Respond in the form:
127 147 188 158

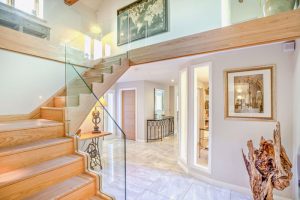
92 130 102 134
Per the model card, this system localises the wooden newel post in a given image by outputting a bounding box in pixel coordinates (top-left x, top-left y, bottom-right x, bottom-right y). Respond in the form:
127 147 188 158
242 122 293 200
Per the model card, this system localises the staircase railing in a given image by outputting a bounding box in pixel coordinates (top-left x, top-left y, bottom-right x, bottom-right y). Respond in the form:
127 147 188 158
64 61 127 199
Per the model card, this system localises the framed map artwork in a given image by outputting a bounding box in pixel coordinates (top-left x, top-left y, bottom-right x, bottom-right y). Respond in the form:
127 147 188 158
117 0 168 46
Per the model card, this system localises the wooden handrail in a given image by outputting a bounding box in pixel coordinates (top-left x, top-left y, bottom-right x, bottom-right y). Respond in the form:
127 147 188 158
128 9 300 65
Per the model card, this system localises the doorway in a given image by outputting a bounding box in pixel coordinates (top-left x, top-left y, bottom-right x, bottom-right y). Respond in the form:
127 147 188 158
193 63 212 171
121 89 136 140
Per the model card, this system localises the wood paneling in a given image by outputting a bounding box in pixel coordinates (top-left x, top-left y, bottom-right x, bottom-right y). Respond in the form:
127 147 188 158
128 9 300 65
122 90 136 140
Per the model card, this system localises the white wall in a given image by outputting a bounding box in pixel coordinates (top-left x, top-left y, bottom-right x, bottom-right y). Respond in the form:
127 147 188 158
44 0 98 43
0 1 98 116
0 49 65 115
181 43 294 198
96 0 222 55
293 39 300 200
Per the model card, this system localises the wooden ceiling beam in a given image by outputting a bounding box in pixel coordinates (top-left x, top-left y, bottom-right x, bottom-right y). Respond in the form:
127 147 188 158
64 0 79 6
128 9 300 65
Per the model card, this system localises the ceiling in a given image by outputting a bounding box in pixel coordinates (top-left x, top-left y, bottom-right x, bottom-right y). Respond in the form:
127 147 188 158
118 54 210 85
80 0 103 11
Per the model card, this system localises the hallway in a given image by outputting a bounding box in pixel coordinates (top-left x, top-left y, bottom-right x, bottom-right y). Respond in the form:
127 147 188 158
98 136 251 200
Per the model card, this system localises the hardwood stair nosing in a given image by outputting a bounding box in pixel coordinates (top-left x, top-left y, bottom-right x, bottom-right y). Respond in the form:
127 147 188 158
0 138 72 157
0 155 82 187
24 174 94 200
41 107 65 111
0 121 64 133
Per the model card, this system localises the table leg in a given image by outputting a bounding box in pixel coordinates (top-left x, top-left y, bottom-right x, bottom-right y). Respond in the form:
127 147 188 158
85 138 103 170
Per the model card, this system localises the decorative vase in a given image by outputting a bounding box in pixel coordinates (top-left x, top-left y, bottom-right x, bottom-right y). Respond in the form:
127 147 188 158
261 0 297 16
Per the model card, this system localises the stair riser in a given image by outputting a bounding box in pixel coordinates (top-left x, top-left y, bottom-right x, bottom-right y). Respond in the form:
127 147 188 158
0 125 64 148
0 141 74 173
54 97 66 108
0 158 84 200
54 97 80 107
67 86 92 96
61 181 96 200
41 108 65 122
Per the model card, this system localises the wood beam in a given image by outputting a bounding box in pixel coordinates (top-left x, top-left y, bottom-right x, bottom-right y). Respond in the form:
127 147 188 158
64 0 79 6
128 9 300 65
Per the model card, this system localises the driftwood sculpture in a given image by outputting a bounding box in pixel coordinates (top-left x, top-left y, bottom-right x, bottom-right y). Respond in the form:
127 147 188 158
242 122 293 200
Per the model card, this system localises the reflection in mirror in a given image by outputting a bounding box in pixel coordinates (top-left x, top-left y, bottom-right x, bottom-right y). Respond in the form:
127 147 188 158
154 88 165 118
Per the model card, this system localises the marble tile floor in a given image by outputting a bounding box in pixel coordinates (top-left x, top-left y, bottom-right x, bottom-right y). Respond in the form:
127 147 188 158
81 135 251 200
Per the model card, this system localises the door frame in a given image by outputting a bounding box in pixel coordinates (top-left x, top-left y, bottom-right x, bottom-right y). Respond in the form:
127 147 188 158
118 88 138 141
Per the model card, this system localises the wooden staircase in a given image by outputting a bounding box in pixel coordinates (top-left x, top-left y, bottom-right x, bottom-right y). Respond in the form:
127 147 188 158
0 56 130 200
0 114 108 199
65 54 130 134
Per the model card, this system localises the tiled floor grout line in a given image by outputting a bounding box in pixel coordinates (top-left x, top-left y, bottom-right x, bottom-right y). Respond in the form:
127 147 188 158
181 182 194 200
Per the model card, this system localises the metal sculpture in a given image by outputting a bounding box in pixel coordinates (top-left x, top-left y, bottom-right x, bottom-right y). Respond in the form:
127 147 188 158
92 107 101 133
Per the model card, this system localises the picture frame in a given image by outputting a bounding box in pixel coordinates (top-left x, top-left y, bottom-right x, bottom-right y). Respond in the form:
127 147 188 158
224 65 276 120
117 0 168 46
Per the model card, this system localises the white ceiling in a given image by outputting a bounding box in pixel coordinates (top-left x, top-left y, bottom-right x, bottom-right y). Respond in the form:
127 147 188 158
80 0 103 11
117 55 208 85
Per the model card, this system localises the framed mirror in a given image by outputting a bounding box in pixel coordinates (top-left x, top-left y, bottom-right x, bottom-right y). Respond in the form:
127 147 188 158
154 88 165 118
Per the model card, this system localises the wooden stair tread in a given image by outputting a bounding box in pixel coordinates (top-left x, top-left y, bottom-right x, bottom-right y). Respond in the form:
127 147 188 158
89 196 104 200
41 107 65 110
0 155 81 187
25 174 94 200
0 119 63 132
0 137 72 157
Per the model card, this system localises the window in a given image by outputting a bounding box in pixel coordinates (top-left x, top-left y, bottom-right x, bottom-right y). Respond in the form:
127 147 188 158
1 0 43 18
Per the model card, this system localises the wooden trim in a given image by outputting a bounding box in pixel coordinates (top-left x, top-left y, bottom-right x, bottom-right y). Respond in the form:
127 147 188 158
0 26 65 63
0 26 89 67
128 9 300 65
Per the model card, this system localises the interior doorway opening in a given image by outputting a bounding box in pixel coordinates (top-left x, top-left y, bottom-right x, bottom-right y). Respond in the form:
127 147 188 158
193 64 211 170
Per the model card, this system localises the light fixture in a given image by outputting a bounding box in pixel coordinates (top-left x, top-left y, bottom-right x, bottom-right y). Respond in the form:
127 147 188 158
99 97 108 107
171 79 175 82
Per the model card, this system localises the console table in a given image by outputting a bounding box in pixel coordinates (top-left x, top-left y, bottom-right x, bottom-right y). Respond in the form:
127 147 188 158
77 131 111 170
147 116 174 142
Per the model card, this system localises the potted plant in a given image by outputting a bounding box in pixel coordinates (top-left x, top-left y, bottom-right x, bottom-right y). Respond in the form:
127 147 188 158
258 0 299 16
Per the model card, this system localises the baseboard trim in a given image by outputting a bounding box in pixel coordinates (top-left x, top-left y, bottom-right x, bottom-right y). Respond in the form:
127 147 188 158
177 160 292 200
